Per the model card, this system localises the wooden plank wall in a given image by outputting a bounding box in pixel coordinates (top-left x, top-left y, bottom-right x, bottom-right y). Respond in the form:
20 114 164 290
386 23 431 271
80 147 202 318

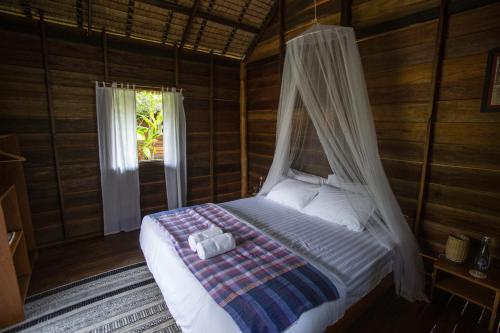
246 0 500 256
0 15 240 247
423 2 500 255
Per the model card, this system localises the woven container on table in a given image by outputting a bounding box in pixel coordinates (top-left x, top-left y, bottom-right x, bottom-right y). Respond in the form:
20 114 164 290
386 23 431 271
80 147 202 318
445 234 470 264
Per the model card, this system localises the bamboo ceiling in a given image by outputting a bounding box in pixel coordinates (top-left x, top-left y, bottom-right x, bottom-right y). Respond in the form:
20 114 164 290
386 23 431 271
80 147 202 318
0 0 277 59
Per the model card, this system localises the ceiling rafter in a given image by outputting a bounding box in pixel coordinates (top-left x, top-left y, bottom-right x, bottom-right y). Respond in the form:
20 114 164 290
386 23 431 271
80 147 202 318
5 0 276 59
179 0 200 49
20 0 32 19
140 0 260 34
76 0 83 29
161 1 177 44
193 0 215 50
244 0 279 61
125 0 135 37
222 0 251 55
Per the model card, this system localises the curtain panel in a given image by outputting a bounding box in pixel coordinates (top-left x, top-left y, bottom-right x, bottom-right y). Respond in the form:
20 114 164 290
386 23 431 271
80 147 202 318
163 89 187 209
96 83 141 235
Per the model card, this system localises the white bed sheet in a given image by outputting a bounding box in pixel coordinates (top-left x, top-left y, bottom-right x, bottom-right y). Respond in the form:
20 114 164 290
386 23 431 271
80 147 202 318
140 197 393 333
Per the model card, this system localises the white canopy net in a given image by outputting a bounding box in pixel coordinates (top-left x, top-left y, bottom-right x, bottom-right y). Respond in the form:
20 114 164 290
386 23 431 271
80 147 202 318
258 25 426 301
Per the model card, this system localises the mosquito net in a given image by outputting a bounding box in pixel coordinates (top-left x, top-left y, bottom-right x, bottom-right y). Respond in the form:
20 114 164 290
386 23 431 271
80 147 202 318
258 24 426 301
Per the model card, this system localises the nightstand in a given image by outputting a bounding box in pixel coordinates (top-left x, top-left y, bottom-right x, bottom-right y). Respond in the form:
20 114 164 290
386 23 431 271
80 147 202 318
431 258 500 331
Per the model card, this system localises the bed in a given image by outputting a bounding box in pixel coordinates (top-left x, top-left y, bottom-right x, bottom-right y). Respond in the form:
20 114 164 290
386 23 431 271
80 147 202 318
140 196 393 333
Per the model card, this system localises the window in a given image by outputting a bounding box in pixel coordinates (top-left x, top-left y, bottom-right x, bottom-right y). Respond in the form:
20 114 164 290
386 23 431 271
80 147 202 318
136 90 163 161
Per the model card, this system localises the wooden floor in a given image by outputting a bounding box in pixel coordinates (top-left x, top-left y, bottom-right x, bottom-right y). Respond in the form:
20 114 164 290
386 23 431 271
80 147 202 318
29 231 144 295
29 231 493 333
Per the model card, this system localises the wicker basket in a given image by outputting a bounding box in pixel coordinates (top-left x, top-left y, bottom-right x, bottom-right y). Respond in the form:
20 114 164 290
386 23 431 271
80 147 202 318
445 234 470 263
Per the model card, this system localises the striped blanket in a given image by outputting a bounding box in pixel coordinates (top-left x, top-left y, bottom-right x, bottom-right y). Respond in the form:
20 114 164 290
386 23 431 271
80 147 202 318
151 203 339 333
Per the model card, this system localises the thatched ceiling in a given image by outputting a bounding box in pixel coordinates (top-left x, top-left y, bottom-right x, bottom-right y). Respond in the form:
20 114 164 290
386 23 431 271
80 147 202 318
0 0 278 59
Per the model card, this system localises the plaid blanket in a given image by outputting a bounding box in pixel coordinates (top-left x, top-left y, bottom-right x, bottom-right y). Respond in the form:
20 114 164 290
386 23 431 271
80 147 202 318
151 203 339 333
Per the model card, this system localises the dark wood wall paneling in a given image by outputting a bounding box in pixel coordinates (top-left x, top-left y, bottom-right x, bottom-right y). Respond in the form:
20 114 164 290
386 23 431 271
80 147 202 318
245 0 500 257
0 15 240 247
246 55 280 193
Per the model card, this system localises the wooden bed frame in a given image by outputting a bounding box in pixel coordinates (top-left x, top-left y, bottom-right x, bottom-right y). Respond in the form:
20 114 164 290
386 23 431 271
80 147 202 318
325 274 394 333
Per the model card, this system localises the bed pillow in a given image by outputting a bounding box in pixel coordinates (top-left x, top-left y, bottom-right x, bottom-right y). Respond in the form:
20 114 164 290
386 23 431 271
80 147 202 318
326 174 368 195
301 185 376 232
266 178 321 210
287 168 326 185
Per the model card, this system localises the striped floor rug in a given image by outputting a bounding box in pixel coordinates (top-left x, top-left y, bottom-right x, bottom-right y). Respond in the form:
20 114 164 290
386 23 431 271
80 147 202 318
1 262 182 333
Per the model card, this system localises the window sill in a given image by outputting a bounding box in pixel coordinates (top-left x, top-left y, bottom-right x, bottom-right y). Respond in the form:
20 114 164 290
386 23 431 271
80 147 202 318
139 160 163 165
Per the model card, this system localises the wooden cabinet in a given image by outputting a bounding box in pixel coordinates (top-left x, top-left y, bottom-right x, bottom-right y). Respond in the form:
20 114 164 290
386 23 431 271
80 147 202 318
0 185 32 327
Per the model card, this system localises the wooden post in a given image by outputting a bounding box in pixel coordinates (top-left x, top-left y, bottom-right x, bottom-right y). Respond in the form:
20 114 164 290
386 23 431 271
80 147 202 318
174 44 179 87
102 28 108 81
39 13 67 239
414 0 449 236
278 0 285 77
240 62 248 197
87 0 92 35
209 51 215 202
340 0 353 27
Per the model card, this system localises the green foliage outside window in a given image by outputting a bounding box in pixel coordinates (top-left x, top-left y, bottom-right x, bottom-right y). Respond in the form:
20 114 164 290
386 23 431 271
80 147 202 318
136 90 163 160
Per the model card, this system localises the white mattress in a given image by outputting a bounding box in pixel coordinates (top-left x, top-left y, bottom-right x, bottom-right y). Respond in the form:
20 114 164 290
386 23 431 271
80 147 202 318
140 197 393 333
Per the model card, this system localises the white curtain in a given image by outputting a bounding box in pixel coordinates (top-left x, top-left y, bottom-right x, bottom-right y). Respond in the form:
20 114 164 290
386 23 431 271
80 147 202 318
163 89 187 209
96 83 141 235
259 25 426 301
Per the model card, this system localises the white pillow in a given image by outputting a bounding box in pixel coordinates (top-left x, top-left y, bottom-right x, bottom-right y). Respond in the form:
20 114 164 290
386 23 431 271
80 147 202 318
326 174 368 195
287 169 326 185
266 178 320 210
301 185 376 232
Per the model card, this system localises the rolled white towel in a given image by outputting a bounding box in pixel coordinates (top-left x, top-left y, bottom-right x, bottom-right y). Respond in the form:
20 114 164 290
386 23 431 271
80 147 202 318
188 226 223 252
196 233 236 260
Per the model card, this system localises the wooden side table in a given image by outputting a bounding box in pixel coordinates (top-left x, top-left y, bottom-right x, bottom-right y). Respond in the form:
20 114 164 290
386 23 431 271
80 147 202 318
431 258 500 331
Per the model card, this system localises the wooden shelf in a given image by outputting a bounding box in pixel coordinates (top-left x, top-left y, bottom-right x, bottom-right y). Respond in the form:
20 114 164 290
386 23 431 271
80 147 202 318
0 184 32 328
432 258 500 332
8 230 23 255
0 135 36 328
435 275 496 309
435 258 500 291
0 150 25 163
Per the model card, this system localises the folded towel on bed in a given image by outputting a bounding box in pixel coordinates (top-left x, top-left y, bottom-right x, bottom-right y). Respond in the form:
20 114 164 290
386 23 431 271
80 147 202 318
196 233 236 260
188 226 223 251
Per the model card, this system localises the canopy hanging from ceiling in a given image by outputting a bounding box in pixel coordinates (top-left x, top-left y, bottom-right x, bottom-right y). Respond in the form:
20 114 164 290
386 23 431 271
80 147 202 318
258 24 426 301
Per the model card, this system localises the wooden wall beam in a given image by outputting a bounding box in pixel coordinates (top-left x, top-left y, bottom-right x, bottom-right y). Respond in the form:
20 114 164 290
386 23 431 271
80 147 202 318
357 0 495 39
125 0 135 38
209 51 215 202
39 13 67 239
179 0 200 49
102 28 108 81
240 62 248 197
87 0 92 35
174 44 179 86
278 0 285 77
141 0 260 34
245 0 279 62
76 0 83 29
414 0 450 236
20 0 32 19
340 0 353 27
